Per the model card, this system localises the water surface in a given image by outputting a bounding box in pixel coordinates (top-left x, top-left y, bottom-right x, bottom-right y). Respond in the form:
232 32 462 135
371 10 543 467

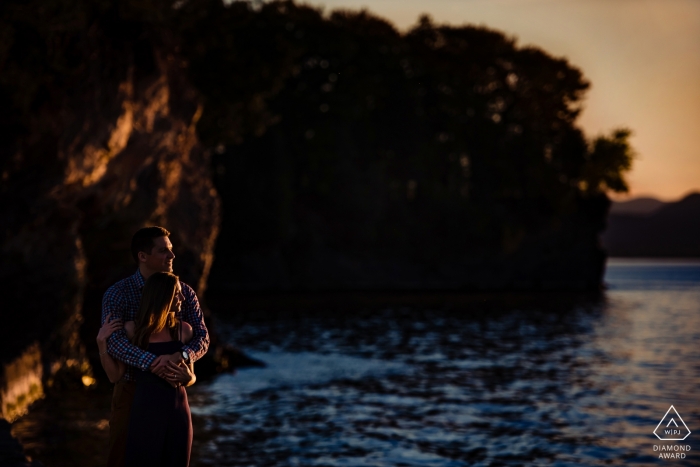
188 259 700 466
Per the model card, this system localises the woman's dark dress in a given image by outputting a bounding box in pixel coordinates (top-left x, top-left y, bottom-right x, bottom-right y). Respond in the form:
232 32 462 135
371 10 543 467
124 340 192 467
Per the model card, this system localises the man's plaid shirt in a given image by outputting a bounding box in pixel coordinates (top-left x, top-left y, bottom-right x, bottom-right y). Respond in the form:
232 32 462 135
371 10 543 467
101 270 210 382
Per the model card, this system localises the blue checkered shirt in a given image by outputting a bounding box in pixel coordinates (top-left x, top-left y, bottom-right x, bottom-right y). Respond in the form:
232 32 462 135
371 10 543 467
101 270 210 382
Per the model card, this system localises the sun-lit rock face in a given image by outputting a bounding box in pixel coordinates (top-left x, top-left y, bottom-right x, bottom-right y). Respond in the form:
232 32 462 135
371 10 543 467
0 48 220 414
0 343 43 423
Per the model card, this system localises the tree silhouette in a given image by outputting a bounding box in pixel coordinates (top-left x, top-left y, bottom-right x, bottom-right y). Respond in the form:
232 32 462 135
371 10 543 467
581 128 634 194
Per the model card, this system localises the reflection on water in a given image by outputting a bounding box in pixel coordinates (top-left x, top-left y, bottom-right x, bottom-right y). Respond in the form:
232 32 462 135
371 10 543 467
10 260 700 466
189 259 700 466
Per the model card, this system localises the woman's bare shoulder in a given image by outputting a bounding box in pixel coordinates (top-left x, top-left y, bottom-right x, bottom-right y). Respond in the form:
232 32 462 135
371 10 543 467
124 321 135 339
182 321 193 344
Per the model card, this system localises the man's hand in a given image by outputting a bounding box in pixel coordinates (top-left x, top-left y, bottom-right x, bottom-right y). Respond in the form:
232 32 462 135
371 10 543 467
163 361 195 387
149 355 169 377
149 352 184 378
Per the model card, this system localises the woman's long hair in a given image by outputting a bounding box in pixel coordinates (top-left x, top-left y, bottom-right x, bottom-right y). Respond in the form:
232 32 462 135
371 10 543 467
132 272 180 350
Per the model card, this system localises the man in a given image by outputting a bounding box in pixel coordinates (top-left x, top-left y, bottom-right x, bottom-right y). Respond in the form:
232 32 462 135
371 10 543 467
101 226 210 467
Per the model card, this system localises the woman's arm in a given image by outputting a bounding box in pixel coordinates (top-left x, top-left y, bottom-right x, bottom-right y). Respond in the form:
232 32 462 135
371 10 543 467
124 321 135 340
185 358 195 387
181 321 193 344
96 313 126 383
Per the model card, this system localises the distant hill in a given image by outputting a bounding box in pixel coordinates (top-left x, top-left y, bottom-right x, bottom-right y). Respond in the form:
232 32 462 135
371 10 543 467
609 197 667 216
603 193 700 257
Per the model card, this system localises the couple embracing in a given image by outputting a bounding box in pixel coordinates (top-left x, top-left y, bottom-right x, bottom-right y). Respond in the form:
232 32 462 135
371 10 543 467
95 226 210 467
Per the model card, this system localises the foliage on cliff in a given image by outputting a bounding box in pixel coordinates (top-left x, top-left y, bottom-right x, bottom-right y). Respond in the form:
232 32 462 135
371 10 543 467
176 1 633 289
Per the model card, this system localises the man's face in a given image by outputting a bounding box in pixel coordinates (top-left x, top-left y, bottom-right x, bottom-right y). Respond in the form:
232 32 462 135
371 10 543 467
140 236 175 274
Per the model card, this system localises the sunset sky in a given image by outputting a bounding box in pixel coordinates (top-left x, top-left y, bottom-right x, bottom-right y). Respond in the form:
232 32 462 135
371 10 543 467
302 0 700 201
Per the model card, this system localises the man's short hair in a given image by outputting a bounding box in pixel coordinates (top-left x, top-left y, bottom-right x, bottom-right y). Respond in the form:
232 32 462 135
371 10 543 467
131 226 171 263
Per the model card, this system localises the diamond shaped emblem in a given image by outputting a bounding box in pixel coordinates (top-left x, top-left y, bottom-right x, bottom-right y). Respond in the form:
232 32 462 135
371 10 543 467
654 406 691 440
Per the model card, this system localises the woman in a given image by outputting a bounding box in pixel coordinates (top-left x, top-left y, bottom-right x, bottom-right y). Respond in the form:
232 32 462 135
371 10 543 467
97 272 195 466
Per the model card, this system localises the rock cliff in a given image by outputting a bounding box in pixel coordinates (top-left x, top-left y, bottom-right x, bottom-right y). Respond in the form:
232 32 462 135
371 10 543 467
0 40 219 423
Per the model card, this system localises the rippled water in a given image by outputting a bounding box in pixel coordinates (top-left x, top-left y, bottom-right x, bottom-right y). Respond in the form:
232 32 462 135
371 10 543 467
186 259 700 466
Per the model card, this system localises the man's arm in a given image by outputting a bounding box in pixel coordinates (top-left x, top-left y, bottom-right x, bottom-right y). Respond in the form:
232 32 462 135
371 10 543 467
102 286 157 371
179 282 210 362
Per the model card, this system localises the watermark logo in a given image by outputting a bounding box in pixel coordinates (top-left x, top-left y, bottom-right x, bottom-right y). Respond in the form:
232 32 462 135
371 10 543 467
654 405 691 441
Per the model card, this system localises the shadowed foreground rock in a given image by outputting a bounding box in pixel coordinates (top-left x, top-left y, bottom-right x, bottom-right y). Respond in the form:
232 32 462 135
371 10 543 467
0 420 42 467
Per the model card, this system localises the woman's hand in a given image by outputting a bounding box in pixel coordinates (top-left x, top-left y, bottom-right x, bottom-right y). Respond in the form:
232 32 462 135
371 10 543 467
97 313 123 344
163 361 195 387
96 313 126 382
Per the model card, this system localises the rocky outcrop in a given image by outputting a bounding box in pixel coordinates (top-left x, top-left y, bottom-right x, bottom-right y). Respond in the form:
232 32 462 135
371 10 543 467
0 43 219 421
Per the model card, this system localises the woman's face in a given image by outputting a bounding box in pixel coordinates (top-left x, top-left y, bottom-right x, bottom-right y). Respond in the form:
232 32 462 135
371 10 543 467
170 282 185 313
